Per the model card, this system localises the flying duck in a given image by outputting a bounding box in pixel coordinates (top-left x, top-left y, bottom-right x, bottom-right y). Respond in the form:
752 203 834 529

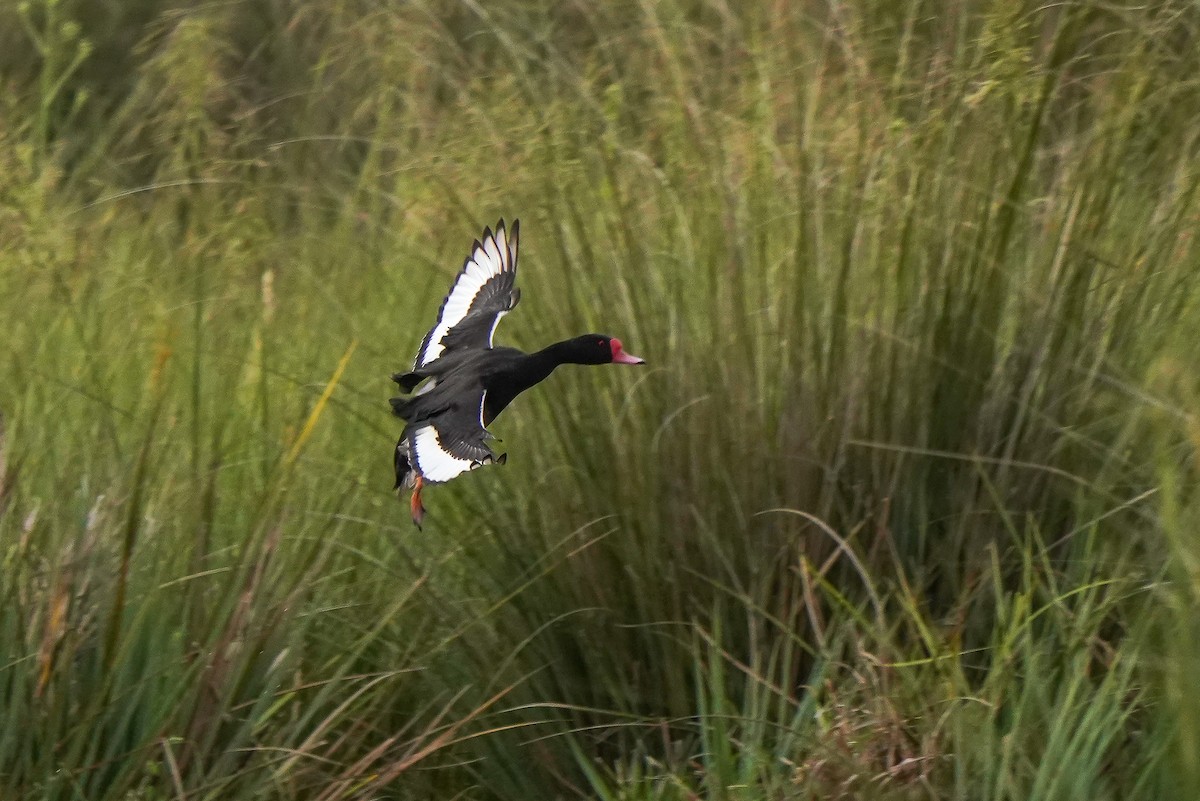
390 219 644 528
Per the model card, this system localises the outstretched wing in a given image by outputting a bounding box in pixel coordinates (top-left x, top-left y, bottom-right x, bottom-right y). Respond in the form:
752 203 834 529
414 220 520 369
408 391 499 483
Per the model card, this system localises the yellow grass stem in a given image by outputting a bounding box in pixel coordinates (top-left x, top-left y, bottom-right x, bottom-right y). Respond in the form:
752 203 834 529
284 339 357 469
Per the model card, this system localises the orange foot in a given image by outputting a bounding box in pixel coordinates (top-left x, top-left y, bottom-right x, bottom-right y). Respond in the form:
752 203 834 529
410 475 426 530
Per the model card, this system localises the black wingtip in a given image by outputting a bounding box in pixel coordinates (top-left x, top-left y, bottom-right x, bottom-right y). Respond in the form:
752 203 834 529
492 217 516 235
498 219 519 272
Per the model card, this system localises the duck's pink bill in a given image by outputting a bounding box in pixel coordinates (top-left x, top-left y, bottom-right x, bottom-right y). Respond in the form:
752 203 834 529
610 338 646 365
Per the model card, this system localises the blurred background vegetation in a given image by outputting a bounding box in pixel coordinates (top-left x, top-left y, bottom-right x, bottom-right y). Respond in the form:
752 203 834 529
1 0 1199 798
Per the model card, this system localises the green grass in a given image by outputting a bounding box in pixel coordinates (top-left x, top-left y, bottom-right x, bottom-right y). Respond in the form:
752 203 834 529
2 0 1200 798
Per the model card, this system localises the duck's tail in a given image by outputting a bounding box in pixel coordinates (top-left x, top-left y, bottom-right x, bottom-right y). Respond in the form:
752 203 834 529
393 431 416 490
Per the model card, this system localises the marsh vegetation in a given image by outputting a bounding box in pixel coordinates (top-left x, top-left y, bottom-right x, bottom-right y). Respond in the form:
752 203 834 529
2 1 1199 798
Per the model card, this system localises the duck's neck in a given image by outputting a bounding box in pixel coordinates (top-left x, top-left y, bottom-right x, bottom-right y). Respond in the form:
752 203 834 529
484 341 580 424
518 340 578 386
539 338 593 365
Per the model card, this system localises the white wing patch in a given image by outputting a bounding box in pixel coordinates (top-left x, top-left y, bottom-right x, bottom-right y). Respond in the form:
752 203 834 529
486 310 509 349
417 225 514 367
411 426 476 483
409 394 494 484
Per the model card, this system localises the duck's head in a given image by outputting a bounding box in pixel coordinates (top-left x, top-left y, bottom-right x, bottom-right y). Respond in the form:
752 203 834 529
563 334 646 365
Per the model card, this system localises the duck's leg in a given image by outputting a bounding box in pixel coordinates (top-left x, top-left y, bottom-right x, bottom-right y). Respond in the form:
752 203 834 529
410 475 427 530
